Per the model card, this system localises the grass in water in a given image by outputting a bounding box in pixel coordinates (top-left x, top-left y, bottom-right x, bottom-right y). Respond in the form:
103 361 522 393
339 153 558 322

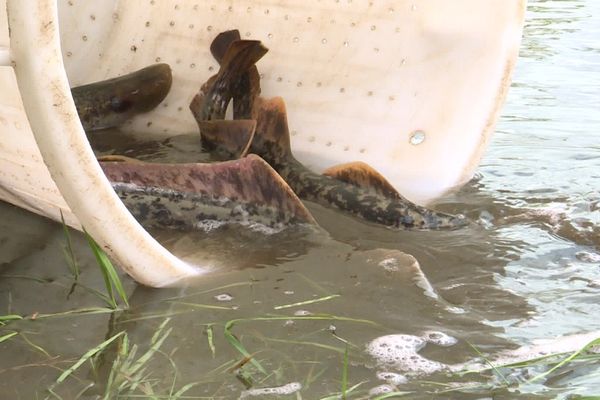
224 314 378 378
60 216 129 309
341 343 349 399
83 229 129 309
45 318 205 399
60 212 80 281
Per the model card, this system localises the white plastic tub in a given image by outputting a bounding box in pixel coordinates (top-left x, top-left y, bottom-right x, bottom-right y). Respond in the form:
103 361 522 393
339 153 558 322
0 0 526 286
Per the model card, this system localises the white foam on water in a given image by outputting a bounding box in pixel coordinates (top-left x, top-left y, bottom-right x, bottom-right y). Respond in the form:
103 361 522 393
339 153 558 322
423 331 458 347
293 310 312 316
456 330 600 374
368 384 396 396
193 219 227 233
193 218 286 236
376 371 408 385
366 334 448 375
245 222 285 235
214 293 233 302
495 330 600 365
239 382 302 399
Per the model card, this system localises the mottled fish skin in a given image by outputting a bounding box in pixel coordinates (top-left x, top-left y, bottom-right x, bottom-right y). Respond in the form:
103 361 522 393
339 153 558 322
100 156 316 231
112 183 304 231
250 98 467 230
71 63 172 131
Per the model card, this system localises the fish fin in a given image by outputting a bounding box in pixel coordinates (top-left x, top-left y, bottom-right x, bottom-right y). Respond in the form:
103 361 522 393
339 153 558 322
209 30 261 119
96 155 142 164
197 119 256 160
233 67 261 120
323 161 401 200
251 97 293 161
210 30 242 64
101 155 317 226
190 40 268 121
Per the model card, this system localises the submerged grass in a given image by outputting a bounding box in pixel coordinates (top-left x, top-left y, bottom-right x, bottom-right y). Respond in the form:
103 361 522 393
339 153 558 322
59 216 129 309
224 314 378 377
60 212 80 281
438 335 600 396
84 229 129 309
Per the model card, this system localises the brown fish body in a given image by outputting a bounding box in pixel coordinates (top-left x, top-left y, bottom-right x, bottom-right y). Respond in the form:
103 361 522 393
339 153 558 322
71 63 172 131
247 97 467 230
101 156 316 231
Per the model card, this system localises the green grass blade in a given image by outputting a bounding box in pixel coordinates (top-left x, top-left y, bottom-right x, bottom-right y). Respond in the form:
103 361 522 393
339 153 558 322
372 391 413 399
0 314 23 322
527 336 600 384
20 333 52 357
206 324 216 358
84 230 129 308
224 319 267 375
341 344 349 399
31 307 118 320
171 382 203 399
466 340 509 385
224 314 378 377
52 331 125 387
128 320 172 376
170 301 235 311
274 294 340 310
0 331 18 344
264 337 345 354
60 211 80 280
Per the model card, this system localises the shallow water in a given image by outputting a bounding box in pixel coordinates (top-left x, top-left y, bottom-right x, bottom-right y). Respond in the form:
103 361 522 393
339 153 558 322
1 0 600 398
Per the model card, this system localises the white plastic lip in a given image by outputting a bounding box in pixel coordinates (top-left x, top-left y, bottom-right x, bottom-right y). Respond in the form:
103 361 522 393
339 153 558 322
0 47 9 66
6 0 202 287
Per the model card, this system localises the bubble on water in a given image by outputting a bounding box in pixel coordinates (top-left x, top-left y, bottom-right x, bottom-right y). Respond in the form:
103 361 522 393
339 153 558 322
423 331 458 347
245 223 285 235
193 219 226 232
240 382 302 398
214 293 233 302
368 384 395 396
376 371 408 385
294 310 312 316
366 334 447 375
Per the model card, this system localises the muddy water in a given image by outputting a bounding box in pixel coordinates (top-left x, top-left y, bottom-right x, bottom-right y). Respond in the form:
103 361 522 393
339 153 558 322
1 0 599 398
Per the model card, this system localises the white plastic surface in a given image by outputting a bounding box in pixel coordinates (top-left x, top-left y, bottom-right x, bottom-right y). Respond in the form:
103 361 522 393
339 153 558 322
4 0 200 287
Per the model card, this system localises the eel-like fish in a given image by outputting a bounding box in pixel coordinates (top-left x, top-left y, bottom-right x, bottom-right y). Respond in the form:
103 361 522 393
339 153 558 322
249 97 467 229
100 155 316 230
71 63 172 131
190 32 467 230
72 64 316 230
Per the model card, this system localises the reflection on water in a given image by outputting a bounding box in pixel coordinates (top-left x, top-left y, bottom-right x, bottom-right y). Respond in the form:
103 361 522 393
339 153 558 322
1 0 600 398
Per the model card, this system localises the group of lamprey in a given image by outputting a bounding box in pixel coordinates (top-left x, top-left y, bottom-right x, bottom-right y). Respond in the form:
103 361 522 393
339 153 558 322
71 30 467 232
